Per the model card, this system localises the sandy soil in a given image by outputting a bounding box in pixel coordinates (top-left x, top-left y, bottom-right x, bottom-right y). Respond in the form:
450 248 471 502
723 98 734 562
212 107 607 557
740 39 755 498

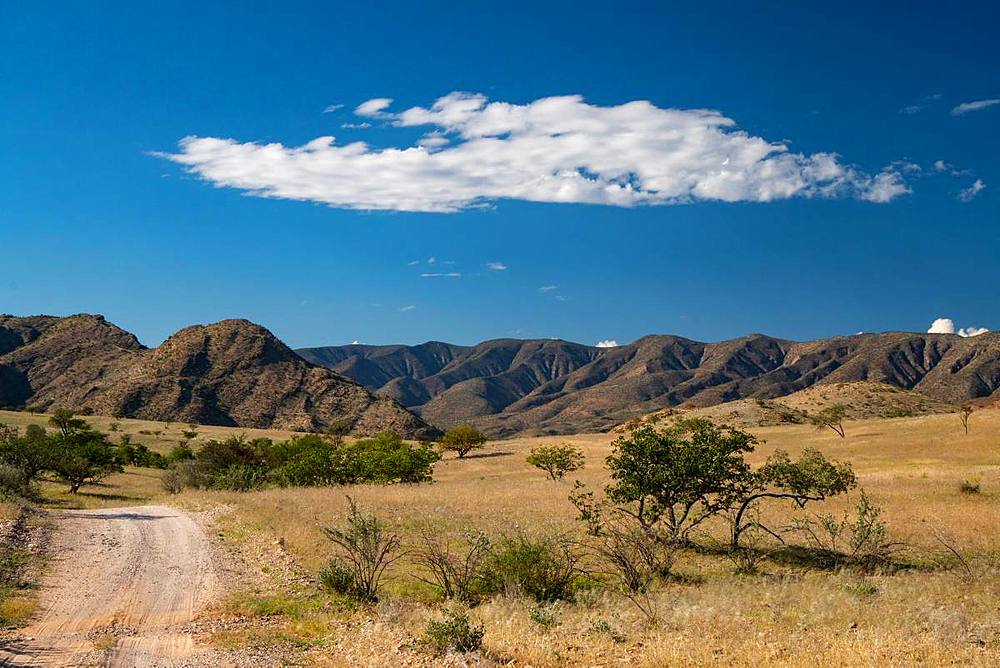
0 506 221 667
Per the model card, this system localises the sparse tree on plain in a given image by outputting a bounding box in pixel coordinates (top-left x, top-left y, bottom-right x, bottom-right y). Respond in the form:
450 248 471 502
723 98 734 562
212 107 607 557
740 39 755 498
438 424 488 458
809 404 848 438
959 405 973 434
526 444 584 481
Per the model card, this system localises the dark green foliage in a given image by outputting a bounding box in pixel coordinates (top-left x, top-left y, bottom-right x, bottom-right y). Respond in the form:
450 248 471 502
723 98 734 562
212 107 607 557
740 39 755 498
479 534 580 602
48 409 88 437
438 424 487 458
0 464 30 499
318 559 359 597
166 444 195 463
423 608 485 654
52 428 123 493
115 442 167 469
526 445 584 481
0 424 56 483
164 432 440 493
959 478 981 494
729 448 856 549
605 420 757 540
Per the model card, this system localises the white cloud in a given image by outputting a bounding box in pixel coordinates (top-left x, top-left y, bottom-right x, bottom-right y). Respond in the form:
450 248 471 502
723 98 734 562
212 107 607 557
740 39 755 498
959 326 990 337
928 317 989 337
859 170 911 203
323 104 344 114
161 92 912 213
417 132 449 149
340 122 371 129
407 260 420 266
595 339 618 348
958 179 985 202
399 305 416 312
934 160 949 172
420 272 461 278
898 104 923 115
951 99 1000 115
485 262 507 271
355 98 394 117
351 339 362 344
538 285 558 292
427 257 436 264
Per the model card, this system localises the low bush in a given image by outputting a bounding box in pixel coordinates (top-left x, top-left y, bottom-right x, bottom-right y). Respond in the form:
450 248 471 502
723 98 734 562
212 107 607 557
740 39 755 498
479 534 581 602
959 478 981 494
423 608 484 654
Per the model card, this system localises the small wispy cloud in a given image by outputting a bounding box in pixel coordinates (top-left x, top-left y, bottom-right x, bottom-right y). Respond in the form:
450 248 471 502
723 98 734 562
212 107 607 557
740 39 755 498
958 179 986 202
407 260 421 266
340 122 372 129
595 339 618 348
323 104 344 114
355 98 393 117
951 99 1000 115
427 257 437 264
928 317 989 337
420 272 461 278
485 262 507 271
538 285 558 293
897 94 941 115
399 305 416 312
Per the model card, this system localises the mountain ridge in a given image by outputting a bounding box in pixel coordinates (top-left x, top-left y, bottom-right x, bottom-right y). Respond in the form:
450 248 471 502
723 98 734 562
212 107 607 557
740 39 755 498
0 314 437 439
298 330 1000 436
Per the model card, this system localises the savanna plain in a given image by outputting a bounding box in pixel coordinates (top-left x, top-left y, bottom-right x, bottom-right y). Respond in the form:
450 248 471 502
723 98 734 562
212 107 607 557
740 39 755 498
1 407 999 667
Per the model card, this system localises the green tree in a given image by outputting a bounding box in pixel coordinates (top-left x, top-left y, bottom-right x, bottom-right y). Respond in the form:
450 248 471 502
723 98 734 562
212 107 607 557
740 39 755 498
52 429 123 493
49 409 89 438
0 424 55 483
809 404 848 438
439 424 488 459
526 445 585 481
605 419 756 542
728 448 856 549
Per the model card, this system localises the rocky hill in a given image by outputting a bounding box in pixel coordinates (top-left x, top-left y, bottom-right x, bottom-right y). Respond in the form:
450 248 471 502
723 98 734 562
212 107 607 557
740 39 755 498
0 314 436 439
624 382 960 431
299 332 1000 436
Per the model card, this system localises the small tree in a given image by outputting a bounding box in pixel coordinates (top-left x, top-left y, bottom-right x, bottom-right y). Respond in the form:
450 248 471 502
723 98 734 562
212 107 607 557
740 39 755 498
526 445 584 481
959 405 973 434
605 419 756 542
728 448 856 550
809 404 848 438
52 430 123 493
49 409 88 438
439 424 487 459
0 424 55 483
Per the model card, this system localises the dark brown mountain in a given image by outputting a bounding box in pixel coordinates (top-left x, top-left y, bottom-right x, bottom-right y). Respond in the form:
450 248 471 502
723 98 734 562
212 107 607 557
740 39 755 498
298 331 1000 436
0 314 436 439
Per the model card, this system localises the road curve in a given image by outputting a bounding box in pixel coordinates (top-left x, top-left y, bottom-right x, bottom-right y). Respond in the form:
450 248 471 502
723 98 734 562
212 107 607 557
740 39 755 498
0 506 220 667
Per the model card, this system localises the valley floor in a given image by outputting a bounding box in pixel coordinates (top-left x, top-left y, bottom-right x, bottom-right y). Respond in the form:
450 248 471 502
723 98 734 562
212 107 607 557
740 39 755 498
2 408 999 665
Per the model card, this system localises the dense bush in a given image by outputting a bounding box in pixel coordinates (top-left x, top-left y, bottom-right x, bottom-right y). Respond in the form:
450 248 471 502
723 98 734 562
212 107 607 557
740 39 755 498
478 534 581 602
423 608 484 654
168 433 440 492
438 424 487 458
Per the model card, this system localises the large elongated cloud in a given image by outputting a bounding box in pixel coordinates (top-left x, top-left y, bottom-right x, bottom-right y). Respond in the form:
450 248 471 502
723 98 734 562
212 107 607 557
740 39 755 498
160 93 909 213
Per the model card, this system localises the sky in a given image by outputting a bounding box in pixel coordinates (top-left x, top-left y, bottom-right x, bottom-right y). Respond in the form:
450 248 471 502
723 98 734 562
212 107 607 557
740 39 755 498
1 1 997 349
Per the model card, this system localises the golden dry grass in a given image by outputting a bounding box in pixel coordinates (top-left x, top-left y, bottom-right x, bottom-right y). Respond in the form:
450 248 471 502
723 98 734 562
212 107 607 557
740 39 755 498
170 409 1000 666
4 407 999 664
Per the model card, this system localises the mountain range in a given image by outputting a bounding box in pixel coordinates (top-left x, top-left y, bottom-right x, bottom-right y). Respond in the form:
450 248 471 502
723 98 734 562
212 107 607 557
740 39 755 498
298 331 1000 436
0 314 437 439
3 313 998 439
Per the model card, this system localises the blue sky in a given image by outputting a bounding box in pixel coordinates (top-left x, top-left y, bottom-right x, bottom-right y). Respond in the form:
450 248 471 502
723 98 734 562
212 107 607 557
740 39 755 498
2 1 997 348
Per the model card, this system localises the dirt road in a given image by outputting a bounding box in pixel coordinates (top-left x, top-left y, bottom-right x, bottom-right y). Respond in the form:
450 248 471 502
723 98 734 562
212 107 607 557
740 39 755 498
0 506 221 667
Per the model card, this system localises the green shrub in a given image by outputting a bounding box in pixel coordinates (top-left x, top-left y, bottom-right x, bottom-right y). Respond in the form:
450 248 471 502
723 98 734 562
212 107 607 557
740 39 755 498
166 444 195 463
438 425 487 458
321 497 403 602
479 534 580 602
0 464 29 499
959 478 981 494
319 559 359 597
528 603 559 629
423 608 484 653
